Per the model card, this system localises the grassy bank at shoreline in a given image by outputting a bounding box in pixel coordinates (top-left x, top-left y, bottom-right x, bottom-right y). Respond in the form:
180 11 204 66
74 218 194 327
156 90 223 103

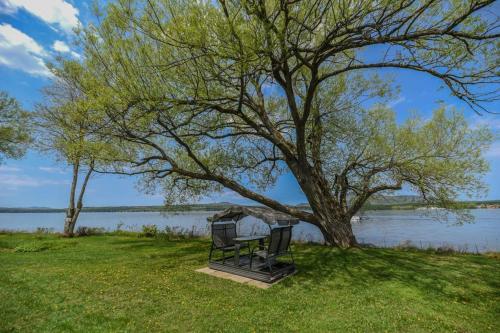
1 233 499 332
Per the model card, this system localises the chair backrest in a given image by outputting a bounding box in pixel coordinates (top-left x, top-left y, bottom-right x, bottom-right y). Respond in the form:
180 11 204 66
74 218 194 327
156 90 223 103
267 226 293 256
211 222 237 248
278 226 292 254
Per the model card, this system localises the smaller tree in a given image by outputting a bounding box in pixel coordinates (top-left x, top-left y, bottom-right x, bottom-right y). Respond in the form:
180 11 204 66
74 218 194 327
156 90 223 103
0 91 31 163
35 61 111 236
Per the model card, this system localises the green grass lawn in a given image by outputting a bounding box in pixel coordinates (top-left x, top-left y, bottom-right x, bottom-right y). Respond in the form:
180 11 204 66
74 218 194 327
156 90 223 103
0 233 498 332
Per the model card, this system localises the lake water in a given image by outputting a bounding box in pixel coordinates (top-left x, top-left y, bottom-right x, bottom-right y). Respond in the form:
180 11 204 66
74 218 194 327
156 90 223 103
0 209 498 252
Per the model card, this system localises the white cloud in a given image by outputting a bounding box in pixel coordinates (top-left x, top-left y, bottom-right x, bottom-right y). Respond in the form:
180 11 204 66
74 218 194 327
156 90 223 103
39 166 67 174
0 23 51 76
0 1 15 14
1 0 80 34
387 96 406 108
51 40 81 59
0 173 69 188
70 51 81 59
0 165 69 189
52 40 70 52
0 165 21 172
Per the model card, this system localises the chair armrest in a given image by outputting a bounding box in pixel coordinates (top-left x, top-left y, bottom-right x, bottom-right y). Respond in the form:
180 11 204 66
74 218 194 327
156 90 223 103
250 244 268 256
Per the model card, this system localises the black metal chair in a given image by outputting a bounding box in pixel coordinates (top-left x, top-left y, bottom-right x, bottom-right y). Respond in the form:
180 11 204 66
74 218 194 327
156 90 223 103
209 222 249 263
249 226 294 273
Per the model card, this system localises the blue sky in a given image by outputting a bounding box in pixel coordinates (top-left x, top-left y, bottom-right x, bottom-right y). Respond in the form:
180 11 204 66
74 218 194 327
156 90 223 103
0 0 499 208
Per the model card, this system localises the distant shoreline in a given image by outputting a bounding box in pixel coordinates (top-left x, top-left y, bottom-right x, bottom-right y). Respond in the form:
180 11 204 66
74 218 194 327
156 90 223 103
1 200 499 213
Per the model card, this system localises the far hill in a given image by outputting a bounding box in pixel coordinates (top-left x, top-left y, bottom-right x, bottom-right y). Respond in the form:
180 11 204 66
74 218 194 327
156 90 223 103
0 202 235 213
367 195 423 205
295 195 424 209
1 196 498 213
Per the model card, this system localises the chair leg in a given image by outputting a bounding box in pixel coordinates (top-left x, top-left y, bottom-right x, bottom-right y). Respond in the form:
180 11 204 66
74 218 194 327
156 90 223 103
246 244 252 260
209 245 213 262
249 248 255 270
222 250 226 264
267 259 273 275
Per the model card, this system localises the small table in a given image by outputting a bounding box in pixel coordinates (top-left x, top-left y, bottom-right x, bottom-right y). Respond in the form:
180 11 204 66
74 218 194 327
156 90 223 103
233 235 267 266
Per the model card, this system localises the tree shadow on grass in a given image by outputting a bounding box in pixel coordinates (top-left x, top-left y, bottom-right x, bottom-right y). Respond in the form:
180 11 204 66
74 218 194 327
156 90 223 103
289 245 499 303
99 237 499 304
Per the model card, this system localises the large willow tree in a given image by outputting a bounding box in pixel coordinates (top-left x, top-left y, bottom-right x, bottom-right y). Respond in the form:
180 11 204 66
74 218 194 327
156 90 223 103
82 0 498 247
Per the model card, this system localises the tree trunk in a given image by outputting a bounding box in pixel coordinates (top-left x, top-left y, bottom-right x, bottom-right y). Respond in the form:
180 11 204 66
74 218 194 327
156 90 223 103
63 213 78 236
62 160 93 237
63 207 82 237
311 206 357 248
317 215 357 248
63 162 79 237
293 167 358 248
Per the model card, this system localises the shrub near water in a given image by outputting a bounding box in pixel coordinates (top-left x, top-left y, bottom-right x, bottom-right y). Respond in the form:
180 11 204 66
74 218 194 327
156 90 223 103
161 225 203 240
35 227 52 234
140 224 158 238
75 226 105 237
139 225 203 239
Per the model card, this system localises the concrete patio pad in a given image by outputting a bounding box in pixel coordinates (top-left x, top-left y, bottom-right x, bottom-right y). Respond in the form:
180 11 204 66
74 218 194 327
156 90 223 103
195 267 278 289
